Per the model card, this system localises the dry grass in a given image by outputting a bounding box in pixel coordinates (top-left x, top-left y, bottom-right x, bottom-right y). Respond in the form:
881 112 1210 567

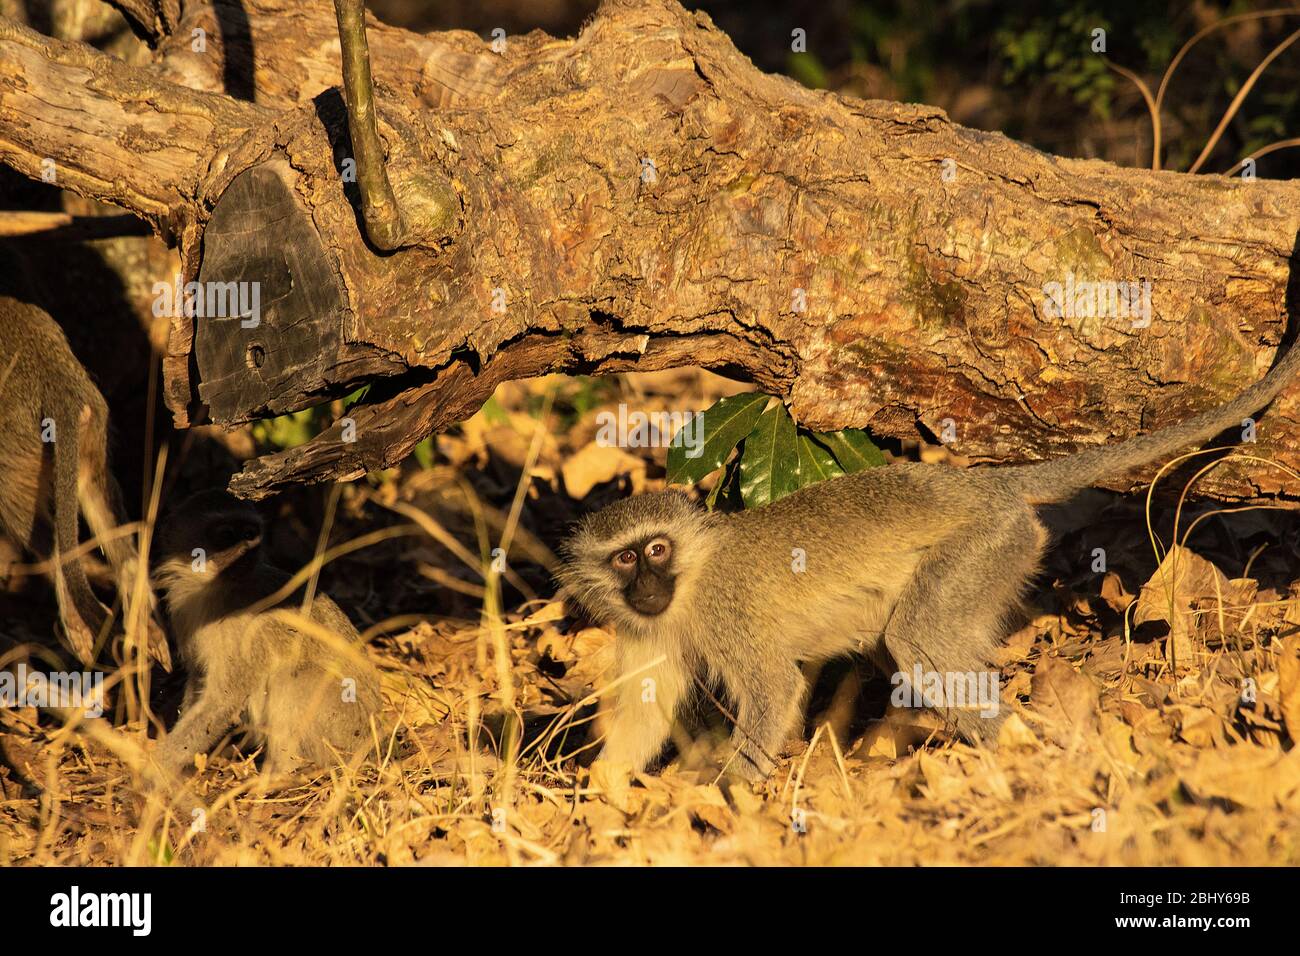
2 370 1299 866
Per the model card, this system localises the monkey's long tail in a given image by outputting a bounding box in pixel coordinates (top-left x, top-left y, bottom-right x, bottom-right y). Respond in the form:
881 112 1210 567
51 400 106 664
1000 333 1300 503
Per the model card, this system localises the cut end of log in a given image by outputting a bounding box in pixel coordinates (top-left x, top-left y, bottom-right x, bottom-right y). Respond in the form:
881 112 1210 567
179 158 408 426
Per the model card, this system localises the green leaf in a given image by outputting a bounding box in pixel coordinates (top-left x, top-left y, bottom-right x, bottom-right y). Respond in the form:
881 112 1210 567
793 430 846 489
481 395 509 425
813 429 886 472
343 385 370 409
251 407 319 451
740 403 800 508
147 836 175 865
412 436 435 470
787 52 829 90
667 392 769 484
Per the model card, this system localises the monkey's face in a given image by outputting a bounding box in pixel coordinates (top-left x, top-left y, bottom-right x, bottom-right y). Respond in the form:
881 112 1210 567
203 514 264 567
609 535 675 616
558 492 717 636
153 490 265 594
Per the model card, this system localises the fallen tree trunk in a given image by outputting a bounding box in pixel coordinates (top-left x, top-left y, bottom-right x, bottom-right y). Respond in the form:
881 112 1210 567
2 0 1299 500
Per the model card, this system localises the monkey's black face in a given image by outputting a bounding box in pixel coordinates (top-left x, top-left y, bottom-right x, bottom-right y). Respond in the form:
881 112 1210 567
205 515 258 561
205 515 263 567
609 535 675 616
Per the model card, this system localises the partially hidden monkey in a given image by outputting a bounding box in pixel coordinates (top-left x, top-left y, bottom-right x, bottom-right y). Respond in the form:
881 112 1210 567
151 489 382 777
0 295 168 668
560 336 1300 782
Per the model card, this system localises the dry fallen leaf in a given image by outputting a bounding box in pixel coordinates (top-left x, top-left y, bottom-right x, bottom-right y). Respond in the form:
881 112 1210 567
1178 745 1300 811
1030 657 1100 745
861 726 897 760
1278 634 1300 744
1174 705 1224 749
995 620 1040 664
1133 544 1234 668
684 785 734 835
473 412 562 472
1003 669 1032 700
1099 714 1140 768
918 752 966 803
1132 546 1223 618
560 442 647 499
1081 636 1125 678
997 712 1040 750
856 706 947 759
1099 570 1134 615
559 626 615 685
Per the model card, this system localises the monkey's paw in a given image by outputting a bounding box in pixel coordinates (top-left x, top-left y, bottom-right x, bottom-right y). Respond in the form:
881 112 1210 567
587 758 635 811
706 749 773 794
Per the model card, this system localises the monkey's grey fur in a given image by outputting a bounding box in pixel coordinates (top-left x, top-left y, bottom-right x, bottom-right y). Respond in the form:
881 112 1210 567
0 295 166 667
560 336 1300 781
151 490 382 777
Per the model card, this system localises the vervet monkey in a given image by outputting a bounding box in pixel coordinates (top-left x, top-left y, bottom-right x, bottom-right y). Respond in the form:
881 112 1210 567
0 295 167 667
560 337 1300 781
151 489 382 777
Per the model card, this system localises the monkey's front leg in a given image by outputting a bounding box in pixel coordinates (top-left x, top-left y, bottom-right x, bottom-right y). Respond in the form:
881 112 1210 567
153 693 239 775
721 659 806 783
597 638 687 772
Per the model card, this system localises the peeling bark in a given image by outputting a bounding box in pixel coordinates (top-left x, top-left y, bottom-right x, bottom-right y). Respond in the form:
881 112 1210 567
2 0 1299 501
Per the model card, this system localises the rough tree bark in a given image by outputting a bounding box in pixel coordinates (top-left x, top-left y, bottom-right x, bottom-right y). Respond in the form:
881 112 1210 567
2 0 1298 501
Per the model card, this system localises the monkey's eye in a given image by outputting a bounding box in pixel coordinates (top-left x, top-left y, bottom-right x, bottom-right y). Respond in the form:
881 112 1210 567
612 549 638 570
212 521 258 549
644 538 671 563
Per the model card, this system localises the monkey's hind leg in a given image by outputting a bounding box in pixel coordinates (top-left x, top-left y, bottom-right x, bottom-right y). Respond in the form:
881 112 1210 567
50 544 108 665
261 734 311 781
881 503 1045 745
75 419 172 671
263 669 354 774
